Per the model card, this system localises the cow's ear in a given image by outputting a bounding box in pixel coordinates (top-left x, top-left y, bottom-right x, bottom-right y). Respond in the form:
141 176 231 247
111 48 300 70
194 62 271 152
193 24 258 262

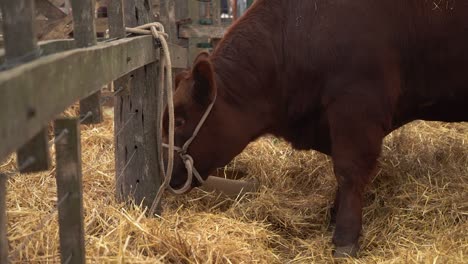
194 51 210 64
191 58 216 105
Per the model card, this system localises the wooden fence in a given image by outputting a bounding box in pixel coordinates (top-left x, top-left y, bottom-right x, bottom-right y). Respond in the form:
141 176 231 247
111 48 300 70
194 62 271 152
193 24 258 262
0 0 257 262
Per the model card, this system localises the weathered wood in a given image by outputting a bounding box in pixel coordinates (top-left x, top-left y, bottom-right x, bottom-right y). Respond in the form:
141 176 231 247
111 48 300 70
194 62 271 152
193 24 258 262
211 0 221 26
0 39 76 64
0 35 159 162
37 14 73 41
70 0 97 47
108 0 125 38
71 0 103 124
0 174 8 264
1 0 51 173
159 0 189 68
115 0 162 214
179 24 228 39
167 43 187 69
35 0 67 20
95 17 110 35
0 0 39 62
17 130 51 173
54 118 85 264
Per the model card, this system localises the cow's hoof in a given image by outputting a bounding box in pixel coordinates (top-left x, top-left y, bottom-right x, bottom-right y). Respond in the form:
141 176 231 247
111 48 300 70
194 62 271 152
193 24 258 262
333 244 358 258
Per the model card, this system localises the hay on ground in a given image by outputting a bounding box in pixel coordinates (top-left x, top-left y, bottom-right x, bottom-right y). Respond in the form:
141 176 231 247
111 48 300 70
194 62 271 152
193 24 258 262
1 106 467 263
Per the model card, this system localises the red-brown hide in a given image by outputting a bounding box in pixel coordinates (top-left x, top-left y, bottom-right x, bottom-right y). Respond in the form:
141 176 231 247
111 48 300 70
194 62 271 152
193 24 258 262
163 0 468 257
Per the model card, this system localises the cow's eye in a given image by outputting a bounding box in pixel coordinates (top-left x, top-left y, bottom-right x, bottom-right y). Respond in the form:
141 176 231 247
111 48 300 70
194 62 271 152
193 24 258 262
175 118 185 128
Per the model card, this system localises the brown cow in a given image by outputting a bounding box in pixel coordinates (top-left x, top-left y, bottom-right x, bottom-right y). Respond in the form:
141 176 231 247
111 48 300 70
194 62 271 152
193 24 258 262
162 0 468 257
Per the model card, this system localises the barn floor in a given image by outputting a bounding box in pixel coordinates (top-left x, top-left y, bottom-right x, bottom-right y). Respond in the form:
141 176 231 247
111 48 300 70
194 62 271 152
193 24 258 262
2 105 467 263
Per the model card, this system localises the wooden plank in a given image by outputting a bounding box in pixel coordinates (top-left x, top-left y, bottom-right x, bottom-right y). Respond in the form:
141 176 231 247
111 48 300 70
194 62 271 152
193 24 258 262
95 17 109 34
0 0 39 62
54 118 85 264
114 0 162 214
1 0 51 173
36 14 73 41
108 0 125 38
159 0 188 68
0 35 158 162
35 0 67 20
0 174 8 264
17 130 51 173
168 42 187 69
106 0 125 99
211 0 221 26
70 0 97 47
71 0 103 124
178 24 228 39
0 39 76 71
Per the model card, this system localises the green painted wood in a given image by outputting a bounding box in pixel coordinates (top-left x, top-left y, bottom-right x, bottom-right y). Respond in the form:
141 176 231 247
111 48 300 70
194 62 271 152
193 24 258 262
54 118 85 264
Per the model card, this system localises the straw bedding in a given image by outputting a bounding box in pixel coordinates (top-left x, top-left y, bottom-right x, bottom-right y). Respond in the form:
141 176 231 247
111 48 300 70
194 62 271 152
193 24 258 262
2 105 467 263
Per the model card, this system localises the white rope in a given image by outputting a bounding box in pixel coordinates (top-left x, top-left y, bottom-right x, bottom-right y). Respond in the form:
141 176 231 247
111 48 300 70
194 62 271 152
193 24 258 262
124 23 175 215
124 23 217 216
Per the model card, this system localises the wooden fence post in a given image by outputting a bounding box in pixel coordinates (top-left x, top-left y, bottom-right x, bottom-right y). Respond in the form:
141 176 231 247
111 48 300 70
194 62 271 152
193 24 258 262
0 0 51 173
114 0 162 214
70 0 103 124
159 0 189 76
0 174 8 264
54 118 85 264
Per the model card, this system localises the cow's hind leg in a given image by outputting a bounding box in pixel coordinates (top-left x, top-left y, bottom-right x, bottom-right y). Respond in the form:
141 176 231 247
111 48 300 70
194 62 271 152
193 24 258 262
327 97 384 258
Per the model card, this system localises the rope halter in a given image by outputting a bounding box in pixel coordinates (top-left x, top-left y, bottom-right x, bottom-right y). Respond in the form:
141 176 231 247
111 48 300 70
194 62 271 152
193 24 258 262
162 93 217 195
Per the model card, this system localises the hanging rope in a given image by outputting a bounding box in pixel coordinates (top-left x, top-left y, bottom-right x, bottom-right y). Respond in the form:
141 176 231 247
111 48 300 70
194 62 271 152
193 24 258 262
124 23 175 215
124 22 217 216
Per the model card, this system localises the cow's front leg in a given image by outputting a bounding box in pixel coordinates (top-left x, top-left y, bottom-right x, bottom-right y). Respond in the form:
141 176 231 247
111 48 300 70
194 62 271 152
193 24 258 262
329 187 340 227
327 96 385 258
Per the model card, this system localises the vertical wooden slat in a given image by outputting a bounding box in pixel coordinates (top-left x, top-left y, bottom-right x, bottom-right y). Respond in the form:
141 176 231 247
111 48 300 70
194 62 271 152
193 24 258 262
109 0 132 201
70 0 103 124
108 0 125 38
0 174 8 264
54 118 85 264
0 0 51 173
17 130 50 173
114 0 162 214
0 1 38 61
212 0 221 26
160 0 188 68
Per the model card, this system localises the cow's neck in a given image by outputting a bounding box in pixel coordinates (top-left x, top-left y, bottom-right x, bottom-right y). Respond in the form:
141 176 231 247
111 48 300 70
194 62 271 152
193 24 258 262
210 3 281 134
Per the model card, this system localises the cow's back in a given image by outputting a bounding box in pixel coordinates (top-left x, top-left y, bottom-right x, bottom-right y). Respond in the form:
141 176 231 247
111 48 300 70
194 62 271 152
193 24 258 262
277 0 468 134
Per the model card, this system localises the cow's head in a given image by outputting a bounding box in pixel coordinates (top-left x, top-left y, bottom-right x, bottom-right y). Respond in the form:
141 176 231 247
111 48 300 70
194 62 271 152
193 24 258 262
162 52 255 193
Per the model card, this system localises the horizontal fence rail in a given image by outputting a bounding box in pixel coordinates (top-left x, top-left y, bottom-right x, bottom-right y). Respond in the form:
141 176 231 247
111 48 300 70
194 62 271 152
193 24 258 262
0 35 187 162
